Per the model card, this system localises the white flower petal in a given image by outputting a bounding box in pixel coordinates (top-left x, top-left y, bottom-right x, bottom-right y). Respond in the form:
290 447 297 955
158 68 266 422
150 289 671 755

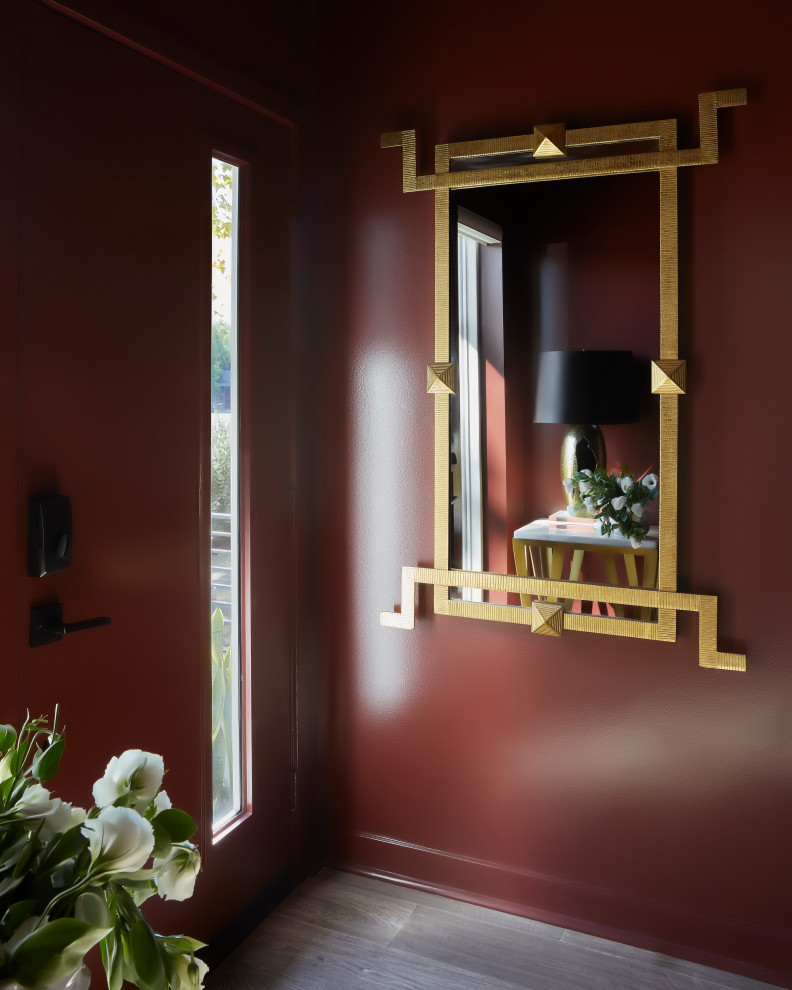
93 750 164 810
610 495 627 511
39 799 87 840
15 783 54 820
154 843 201 901
83 805 154 876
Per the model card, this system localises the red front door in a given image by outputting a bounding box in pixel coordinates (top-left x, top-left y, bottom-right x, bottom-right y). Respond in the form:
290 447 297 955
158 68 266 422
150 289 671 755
4 0 296 943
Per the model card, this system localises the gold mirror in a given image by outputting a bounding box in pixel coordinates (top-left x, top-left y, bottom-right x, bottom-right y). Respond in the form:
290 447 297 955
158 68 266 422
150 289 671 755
380 91 747 671
448 174 660 620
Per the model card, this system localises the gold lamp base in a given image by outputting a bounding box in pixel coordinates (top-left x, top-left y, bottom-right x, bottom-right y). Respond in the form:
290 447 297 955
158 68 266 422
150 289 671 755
560 424 606 516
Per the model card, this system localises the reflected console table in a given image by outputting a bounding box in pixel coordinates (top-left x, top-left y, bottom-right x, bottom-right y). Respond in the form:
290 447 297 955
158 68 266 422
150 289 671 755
513 514 659 620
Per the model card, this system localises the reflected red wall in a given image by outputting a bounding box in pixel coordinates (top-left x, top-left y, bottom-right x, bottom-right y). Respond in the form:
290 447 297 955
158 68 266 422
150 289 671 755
314 1 792 985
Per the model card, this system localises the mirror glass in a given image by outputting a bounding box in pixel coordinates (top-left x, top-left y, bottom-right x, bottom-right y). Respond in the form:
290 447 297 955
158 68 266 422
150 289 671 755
448 171 661 617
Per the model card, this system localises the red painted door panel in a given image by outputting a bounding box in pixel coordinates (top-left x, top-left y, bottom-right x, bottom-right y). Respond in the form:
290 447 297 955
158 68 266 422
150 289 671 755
9 1 295 943
0 4 21 730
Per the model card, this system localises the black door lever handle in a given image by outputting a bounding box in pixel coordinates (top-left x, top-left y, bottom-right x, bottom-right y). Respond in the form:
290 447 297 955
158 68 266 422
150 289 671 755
59 615 112 634
30 603 111 648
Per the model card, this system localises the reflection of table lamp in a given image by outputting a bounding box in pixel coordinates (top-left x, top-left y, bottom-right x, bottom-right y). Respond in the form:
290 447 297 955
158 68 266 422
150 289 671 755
534 350 638 514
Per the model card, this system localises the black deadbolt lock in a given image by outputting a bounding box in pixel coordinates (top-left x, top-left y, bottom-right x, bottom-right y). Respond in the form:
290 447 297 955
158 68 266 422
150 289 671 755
27 496 72 577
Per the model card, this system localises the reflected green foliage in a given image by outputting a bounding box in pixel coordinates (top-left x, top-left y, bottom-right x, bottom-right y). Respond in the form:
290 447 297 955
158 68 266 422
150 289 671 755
566 468 659 546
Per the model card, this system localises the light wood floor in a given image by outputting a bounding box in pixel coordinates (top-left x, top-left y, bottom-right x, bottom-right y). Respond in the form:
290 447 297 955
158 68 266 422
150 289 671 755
207 869 780 990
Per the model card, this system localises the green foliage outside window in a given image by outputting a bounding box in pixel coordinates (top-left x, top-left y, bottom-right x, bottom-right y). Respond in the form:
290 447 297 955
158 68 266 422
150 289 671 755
210 608 234 824
210 420 231 515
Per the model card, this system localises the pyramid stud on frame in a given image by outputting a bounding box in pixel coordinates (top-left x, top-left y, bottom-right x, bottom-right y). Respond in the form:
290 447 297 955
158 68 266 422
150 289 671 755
531 601 564 636
533 123 566 159
651 359 687 395
427 362 456 394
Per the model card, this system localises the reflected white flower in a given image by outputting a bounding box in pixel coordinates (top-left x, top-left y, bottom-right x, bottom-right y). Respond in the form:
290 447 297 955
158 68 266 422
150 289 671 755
562 478 575 494
154 843 201 901
584 498 597 513
619 476 634 493
610 495 627 511
580 469 593 477
630 503 645 520
630 535 642 548
83 805 154 876
643 473 658 490
93 750 164 810
578 481 592 495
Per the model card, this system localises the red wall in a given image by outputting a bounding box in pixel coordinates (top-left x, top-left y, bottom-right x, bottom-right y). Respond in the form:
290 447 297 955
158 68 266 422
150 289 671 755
314 1 792 985
7 0 790 983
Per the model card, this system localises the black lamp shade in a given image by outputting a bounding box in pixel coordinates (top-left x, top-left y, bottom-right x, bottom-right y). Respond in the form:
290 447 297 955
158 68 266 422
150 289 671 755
534 350 639 425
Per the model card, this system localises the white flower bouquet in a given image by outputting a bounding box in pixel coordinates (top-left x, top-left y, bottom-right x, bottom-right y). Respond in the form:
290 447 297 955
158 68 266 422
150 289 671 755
0 711 206 990
563 469 659 547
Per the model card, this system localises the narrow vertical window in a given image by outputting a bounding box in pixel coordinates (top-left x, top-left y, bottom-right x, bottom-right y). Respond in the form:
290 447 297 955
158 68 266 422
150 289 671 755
210 157 243 832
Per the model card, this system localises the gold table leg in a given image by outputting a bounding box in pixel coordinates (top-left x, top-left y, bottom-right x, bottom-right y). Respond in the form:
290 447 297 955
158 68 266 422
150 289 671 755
565 548 585 612
602 554 624 617
641 550 659 620
546 547 566 603
513 539 532 608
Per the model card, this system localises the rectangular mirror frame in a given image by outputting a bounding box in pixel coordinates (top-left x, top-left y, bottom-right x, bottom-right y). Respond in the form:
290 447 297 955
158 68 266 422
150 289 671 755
380 90 747 671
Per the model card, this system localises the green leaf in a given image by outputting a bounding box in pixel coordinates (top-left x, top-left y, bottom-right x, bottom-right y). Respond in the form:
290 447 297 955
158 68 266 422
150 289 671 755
111 885 144 928
101 927 125 990
129 918 165 990
74 890 111 930
12 831 38 878
8 917 111 988
2 898 39 934
0 773 15 803
119 877 157 907
0 831 32 873
154 809 197 843
37 824 90 874
0 873 25 899
158 934 207 954
31 735 65 783
0 725 17 751
151 818 172 860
